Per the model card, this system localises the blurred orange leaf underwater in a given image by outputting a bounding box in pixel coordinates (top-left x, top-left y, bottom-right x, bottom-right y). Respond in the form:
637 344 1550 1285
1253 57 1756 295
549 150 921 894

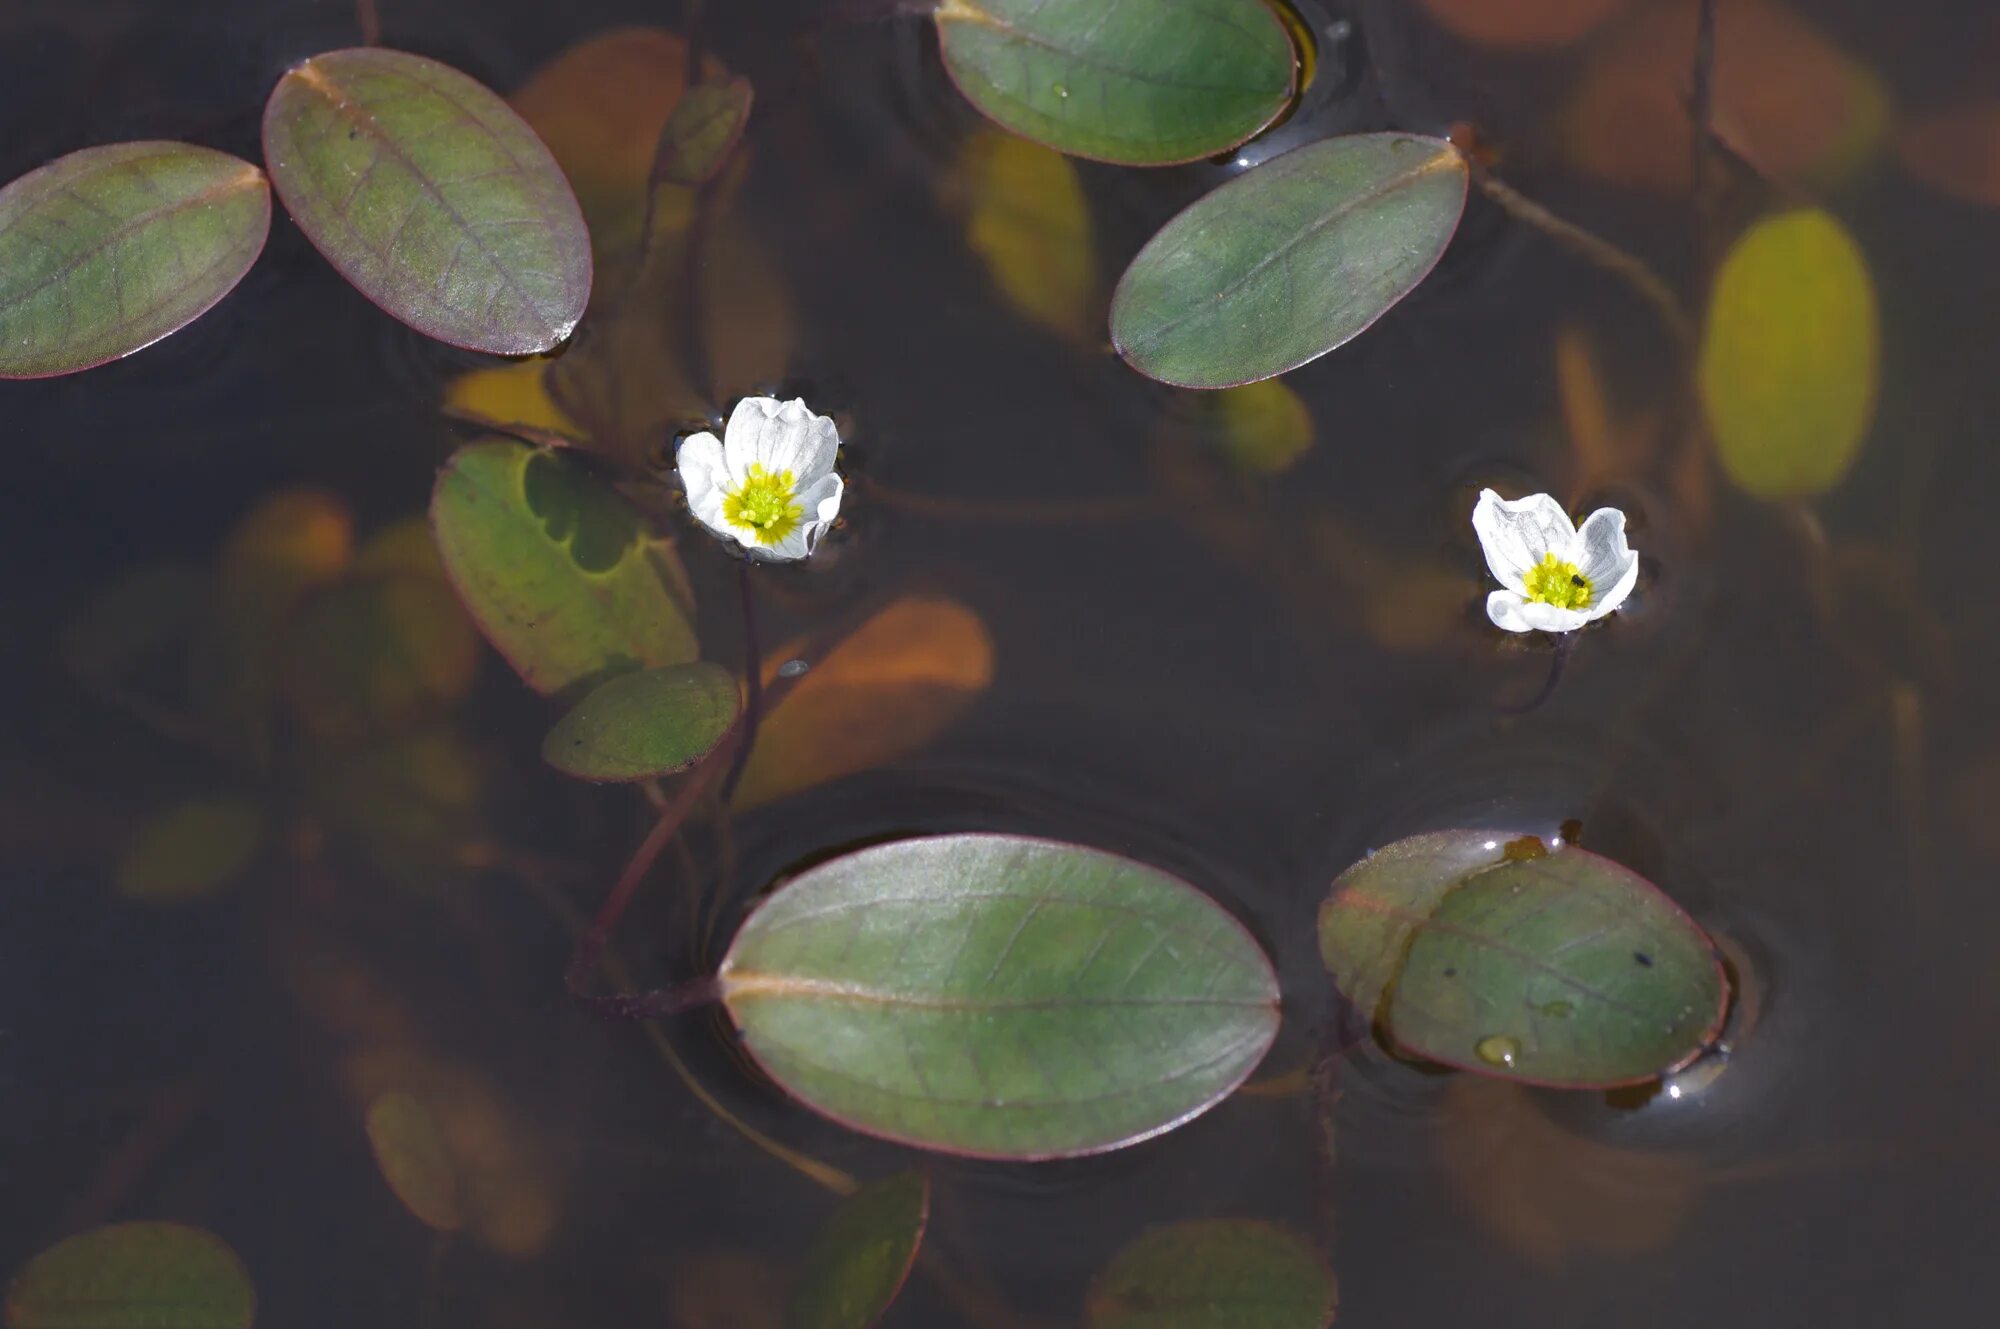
1897 102 2000 209
734 597 996 809
1564 0 1889 193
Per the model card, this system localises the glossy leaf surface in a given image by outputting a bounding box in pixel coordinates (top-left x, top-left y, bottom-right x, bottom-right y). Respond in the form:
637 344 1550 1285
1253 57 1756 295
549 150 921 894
0 142 269 379
1086 1220 1335 1329
542 661 739 781
786 1172 929 1329
935 0 1296 166
262 47 591 354
720 834 1280 1159
1319 832 1727 1088
430 439 697 697
5 1223 254 1329
1111 134 1467 388
1699 209 1879 499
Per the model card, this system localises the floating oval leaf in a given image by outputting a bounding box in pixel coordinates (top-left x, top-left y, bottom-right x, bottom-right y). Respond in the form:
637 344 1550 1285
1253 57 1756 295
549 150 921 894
935 0 1297 166
0 142 269 379
720 833 1280 1159
654 76 754 188
262 48 591 355
1698 208 1879 499
365 1090 464 1233
1086 1220 1335 1329
1111 133 1467 388
5 1222 254 1329
787 1172 929 1329
114 798 266 902
430 438 697 697
1319 831 1727 1088
542 661 739 782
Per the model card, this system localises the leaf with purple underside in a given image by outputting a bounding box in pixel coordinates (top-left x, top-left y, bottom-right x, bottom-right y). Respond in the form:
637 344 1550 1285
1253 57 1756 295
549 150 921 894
719 833 1280 1160
1319 831 1728 1088
787 1171 929 1329
261 47 591 355
0 141 269 379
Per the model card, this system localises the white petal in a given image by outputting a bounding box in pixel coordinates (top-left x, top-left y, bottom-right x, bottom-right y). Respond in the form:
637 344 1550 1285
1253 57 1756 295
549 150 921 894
721 394 838 483
798 472 843 527
1514 600 1593 633
1566 507 1639 621
1486 590 1538 633
1472 489 1577 594
757 524 815 562
676 433 735 538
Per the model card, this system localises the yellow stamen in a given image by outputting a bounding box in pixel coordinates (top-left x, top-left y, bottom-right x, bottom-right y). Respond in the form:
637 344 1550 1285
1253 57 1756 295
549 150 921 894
1523 553 1593 610
722 464 804 544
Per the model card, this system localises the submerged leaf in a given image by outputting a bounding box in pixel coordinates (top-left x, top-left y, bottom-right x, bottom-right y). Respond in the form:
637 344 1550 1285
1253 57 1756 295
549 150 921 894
430 439 697 697
114 798 266 901
542 662 740 782
366 1090 465 1232
1698 209 1879 499
1898 102 2000 209
0 142 269 379
1208 380 1315 475
1319 831 1727 1088
283 574 480 743
734 597 993 809
1417 0 1633 49
1111 134 1467 388
262 47 591 354
786 1172 929 1329
719 833 1281 1159
62 563 206 692
655 76 755 188
4 1222 254 1329
935 0 1297 166
1086 1220 1335 1329
950 129 1098 343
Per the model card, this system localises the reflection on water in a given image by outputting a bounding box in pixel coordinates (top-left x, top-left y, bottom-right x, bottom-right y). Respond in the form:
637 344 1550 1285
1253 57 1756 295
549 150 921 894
6 0 2000 1325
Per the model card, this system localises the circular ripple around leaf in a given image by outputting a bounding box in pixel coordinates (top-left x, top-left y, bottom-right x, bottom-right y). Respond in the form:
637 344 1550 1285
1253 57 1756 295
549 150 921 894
1319 831 1727 1088
936 0 1297 167
262 47 591 355
1111 133 1467 388
542 661 740 782
5 1222 255 1329
1086 1219 1336 1329
720 833 1280 1160
0 142 269 379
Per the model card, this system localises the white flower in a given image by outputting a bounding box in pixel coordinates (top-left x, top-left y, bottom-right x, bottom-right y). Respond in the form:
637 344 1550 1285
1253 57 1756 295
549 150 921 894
1472 488 1638 633
676 396 844 562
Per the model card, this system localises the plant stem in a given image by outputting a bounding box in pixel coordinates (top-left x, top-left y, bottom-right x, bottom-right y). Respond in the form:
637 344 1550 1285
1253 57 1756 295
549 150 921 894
1475 172 1696 348
1501 632 1574 715
717 560 765 806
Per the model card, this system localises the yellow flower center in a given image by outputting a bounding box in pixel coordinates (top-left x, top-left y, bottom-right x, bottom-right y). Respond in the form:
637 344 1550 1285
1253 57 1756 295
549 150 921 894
1522 553 1593 610
722 464 803 544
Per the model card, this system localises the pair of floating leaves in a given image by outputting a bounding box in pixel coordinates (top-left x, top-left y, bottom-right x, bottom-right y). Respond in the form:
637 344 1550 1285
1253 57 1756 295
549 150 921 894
1319 831 1727 1088
0 46 589 377
431 438 697 698
1698 209 1879 499
1087 1220 1335 1329
1112 133 1469 388
718 833 1280 1159
934 0 1297 166
5 1222 254 1329
788 1172 929 1329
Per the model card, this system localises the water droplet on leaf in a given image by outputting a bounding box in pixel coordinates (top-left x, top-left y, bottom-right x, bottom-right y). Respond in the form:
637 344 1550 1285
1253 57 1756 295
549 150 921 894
1475 1034 1521 1069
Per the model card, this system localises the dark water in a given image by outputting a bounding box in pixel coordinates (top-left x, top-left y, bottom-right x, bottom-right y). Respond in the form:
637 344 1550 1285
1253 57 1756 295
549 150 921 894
5 0 1998 1325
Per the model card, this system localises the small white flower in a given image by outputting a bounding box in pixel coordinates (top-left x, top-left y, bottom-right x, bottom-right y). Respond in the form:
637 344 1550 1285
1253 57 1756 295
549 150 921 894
1472 488 1638 633
676 396 844 562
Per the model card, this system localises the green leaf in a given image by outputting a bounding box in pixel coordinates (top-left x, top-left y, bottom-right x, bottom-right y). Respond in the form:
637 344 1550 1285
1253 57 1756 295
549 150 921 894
365 1091 464 1233
114 798 266 902
1318 832 1728 1089
653 76 754 188
430 439 697 697
935 0 1296 166
719 833 1280 1159
787 1172 929 1329
542 661 739 782
4 1222 255 1329
0 142 269 379
1086 1220 1336 1329
1111 133 1467 388
1698 207 1880 498
261 47 591 355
